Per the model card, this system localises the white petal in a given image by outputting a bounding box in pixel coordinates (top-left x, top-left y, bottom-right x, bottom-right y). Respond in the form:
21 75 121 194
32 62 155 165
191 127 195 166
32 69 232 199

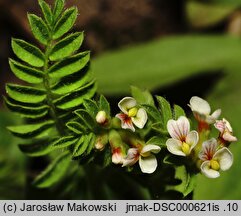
112 153 123 164
223 118 233 132
189 96 211 115
186 130 199 151
167 116 190 140
141 144 161 155
116 113 135 132
201 161 220 178
223 132 237 142
132 108 147 129
166 138 186 156
122 148 139 167
213 147 233 171
211 109 221 120
199 138 218 161
118 97 136 114
139 154 157 174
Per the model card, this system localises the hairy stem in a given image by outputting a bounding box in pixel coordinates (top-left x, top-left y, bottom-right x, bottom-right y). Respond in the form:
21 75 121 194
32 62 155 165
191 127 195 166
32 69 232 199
43 40 66 136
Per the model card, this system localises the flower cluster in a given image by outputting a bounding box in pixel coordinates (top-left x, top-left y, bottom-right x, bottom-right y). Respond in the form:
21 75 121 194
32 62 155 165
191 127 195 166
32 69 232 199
166 96 237 178
94 95 237 178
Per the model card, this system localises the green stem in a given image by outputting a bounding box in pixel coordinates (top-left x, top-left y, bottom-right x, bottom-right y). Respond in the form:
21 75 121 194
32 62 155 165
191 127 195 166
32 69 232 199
43 40 66 136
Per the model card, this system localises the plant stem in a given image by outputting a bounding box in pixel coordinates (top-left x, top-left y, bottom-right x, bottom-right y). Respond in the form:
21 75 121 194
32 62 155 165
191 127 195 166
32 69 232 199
43 40 66 136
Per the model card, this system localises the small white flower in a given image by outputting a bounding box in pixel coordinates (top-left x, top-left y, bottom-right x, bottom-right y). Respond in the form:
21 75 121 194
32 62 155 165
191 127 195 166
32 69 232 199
96 110 107 125
166 116 199 156
199 138 233 178
215 118 237 143
112 147 124 164
116 97 147 132
189 96 221 124
122 144 161 174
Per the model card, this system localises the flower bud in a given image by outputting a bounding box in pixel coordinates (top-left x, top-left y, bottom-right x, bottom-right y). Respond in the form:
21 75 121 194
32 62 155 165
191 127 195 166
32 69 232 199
96 111 107 124
112 147 124 164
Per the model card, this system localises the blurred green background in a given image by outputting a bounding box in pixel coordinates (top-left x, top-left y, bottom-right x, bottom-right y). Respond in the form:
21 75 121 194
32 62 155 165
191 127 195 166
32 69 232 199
1 0 241 199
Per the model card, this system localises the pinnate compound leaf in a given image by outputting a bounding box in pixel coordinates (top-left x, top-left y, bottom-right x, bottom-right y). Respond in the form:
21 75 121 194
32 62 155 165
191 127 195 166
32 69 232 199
98 95 110 115
19 138 57 157
131 86 154 106
49 32 84 61
53 0 65 22
53 7 78 39
4 97 48 119
66 121 86 134
156 96 172 130
7 120 54 138
9 59 43 84
38 0 53 26
48 51 90 79
173 104 186 120
33 151 71 188
55 81 96 110
51 65 91 95
11 38 44 67
6 84 46 104
27 14 50 45
52 136 78 148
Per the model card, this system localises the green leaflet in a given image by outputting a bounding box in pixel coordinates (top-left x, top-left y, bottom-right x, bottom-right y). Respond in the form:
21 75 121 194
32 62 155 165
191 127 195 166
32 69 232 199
142 104 161 122
19 138 57 157
9 59 43 84
86 134 96 154
48 51 90 79
74 109 96 130
53 0 65 22
98 95 111 116
52 136 79 148
4 97 48 119
6 84 46 104
173 104 186 120
156 96 172 131
167 165 197 197
53 7 78 39
49 32 84 61
83 99 99 118
38 0 53 26
146 136 166 148
7 120 54 139
131 86 154 106
55 81 96 110
66 122 86 134
11 38 44 67
72 134 94 158
33 151 71 188
51 65 91 95
27 14 50 45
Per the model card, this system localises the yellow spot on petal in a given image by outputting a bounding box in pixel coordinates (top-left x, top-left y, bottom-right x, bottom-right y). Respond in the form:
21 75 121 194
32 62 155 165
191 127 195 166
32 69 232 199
210 160 220 171
182 142 190 155
128 107 138 117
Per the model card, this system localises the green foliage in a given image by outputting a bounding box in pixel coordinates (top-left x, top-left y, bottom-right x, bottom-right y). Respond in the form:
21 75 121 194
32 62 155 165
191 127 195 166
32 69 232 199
11 39 44 67
92 35 241 94
131 86 154 106
33 152 71 188
5 0 95 189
